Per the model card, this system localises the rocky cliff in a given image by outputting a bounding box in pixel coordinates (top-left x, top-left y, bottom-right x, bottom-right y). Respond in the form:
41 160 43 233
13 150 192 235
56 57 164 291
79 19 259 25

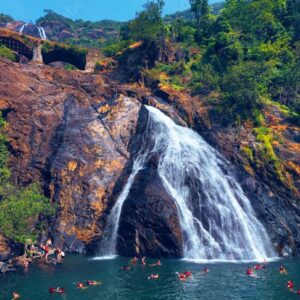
0 57 299 259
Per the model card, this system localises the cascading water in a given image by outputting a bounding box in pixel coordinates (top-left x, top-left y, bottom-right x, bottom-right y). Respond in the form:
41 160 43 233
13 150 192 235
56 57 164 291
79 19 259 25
97 105 275 261
18 23 47 40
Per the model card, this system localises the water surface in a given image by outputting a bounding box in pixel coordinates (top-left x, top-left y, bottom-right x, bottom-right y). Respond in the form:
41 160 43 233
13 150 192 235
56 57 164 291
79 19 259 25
1 256 300 299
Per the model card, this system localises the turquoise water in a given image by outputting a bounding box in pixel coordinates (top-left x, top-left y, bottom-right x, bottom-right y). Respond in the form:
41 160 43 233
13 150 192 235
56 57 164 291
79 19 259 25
1 255 300 299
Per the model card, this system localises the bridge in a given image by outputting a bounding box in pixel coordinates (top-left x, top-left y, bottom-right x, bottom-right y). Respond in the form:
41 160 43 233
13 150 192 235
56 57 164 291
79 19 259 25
0 28 101 72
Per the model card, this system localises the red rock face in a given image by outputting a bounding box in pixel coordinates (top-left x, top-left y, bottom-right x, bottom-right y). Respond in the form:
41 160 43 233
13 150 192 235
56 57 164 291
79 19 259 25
0 59 142 252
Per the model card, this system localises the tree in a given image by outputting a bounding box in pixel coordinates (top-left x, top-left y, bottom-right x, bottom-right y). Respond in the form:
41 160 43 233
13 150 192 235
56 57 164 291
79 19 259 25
189 0 209 41
125 0 165 41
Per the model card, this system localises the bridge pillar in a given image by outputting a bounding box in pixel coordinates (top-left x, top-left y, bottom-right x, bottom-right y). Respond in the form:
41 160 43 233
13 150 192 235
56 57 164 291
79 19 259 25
85 49 101 73
32 43 43 64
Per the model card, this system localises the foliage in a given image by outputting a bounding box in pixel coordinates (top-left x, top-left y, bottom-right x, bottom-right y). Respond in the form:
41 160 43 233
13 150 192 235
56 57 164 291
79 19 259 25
0 184 55 244
37 9 122 48
0 113 54 245
189 0 209 41
122 0 165 41
0 45 16 62
0 13 14 24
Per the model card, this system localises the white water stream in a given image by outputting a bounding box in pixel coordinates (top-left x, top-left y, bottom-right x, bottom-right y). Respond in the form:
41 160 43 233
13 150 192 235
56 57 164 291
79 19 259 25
96 105 275 261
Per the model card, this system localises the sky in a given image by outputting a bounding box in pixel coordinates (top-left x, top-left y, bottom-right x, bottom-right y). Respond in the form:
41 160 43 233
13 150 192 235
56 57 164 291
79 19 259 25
0 0 219 23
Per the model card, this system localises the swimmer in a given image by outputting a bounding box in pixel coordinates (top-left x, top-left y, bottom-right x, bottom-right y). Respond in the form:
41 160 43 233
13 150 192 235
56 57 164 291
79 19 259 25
148 274 159 280
86 280 101 286
246 267 257 277
279 265 287 274
177 273 186 281
130 257 138 265
203 268 209 273
149 260 161 267
121 265 131 271
184 271 192 277
76 282 87 289
287 281 294 289
254 264 263 270
12 291 20 299
56 287 65 294
49 288 56 294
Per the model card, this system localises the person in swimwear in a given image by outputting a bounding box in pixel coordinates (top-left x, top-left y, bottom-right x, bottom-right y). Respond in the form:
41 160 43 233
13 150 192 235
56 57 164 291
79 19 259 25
12 291 20 299
56 287 65 294
184 271 192 277
246 267 257 277
287 281 294 289
86 280 101 286
150 260 161 267
203 268 209 273
178 273 186 281
148 274 159 280
142 257 146 266
254 264 263 270
130 257 138 265
279 265 287 274
76 282 86 289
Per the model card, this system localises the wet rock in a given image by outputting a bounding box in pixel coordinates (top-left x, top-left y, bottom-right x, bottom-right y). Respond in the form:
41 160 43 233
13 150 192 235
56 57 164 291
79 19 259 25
117 157 183 258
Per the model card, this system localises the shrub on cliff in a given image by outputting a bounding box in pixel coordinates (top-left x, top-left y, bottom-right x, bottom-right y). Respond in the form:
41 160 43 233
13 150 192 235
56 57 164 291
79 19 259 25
0 184 55 244
0 45 16 62
0 113 55 245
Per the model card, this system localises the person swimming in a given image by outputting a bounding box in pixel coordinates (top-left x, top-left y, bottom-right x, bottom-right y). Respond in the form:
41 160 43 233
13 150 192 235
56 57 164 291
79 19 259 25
254 264 264 270
184 271 192 277
12 291 20 299
148 274 159 280
86 280 101 286
246 267 256 277
76 282 86 289
121 265 131 271
287 281 294 289
177 273 186 281
130 257 138 265
56 287 65 294
280 265 287 274
150 260 161 267
203 268 209 273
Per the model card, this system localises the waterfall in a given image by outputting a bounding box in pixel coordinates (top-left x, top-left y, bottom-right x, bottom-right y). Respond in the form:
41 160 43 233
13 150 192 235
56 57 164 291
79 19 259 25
97 105 275 261
18 23 47 40
18 23 28 34
37 26 47 40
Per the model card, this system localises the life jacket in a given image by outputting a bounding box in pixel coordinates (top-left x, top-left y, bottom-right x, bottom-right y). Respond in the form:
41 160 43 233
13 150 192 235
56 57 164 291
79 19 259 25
247 268 253 275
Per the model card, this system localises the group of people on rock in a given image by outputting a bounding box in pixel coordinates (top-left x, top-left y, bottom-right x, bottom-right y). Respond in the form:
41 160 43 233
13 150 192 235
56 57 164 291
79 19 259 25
246 264 300 295
24 238 65 268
